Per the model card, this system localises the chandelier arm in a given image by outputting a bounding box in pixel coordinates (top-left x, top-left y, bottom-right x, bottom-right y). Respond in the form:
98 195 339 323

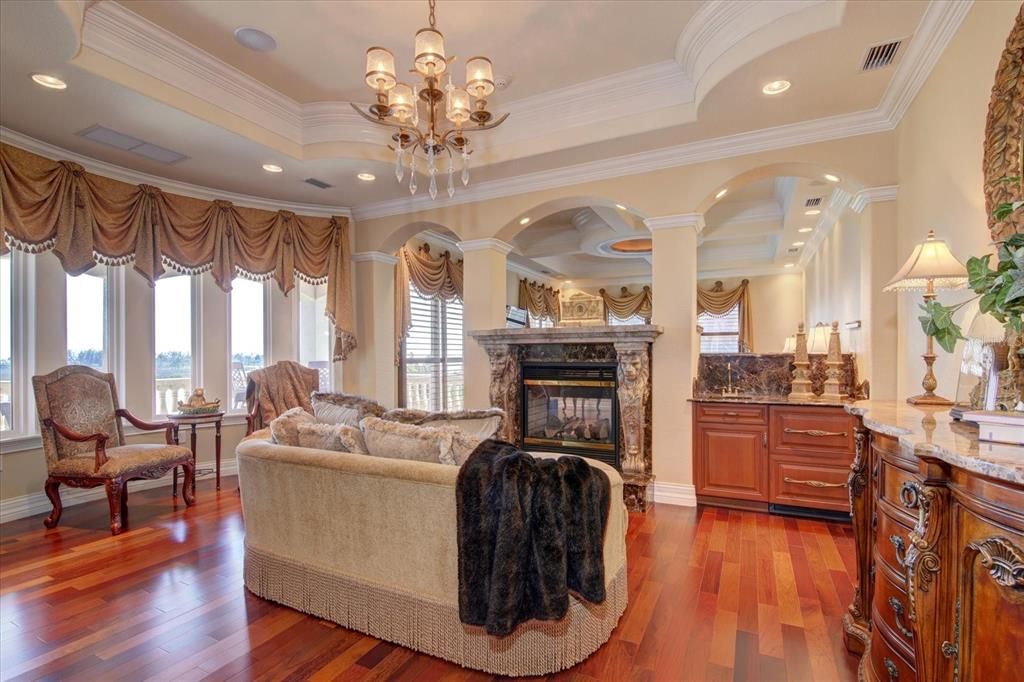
468 112 510 132
349 103 426 146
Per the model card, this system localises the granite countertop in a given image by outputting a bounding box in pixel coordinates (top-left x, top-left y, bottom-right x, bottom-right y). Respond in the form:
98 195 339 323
845 400 1024 485
691 394 854 408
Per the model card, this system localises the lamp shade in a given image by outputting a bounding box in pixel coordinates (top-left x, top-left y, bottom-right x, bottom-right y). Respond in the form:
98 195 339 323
445 86 471 124
365 47 396 90
465 56 495 98
782 335 796 353
884 230 968 291
414 28 446 75
388 83 415 121
807 323 830 353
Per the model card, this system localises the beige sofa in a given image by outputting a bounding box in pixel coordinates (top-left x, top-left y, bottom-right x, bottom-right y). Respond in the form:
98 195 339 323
237 438 628 676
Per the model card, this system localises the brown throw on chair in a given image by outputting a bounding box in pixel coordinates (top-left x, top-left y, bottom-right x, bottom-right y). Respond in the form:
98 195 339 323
244 360 319 434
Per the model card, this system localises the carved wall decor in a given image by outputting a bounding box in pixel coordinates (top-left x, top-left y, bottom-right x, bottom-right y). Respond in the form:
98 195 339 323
985 5 1024 242
484 344 521 443
613 342 651 476
901 480 945 622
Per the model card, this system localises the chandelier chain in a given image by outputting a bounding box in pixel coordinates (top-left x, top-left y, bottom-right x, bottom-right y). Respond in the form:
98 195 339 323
428 0 436 29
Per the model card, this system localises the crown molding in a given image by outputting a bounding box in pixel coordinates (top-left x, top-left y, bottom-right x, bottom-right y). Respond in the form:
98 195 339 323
645 213 706 232
697 263 802 279
506 259 557 282
351 251 398 265
0 127 352 219
849 185 899 213
456 238 515 255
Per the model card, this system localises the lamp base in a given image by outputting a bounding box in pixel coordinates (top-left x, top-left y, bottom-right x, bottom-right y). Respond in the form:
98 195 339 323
906 392 954 407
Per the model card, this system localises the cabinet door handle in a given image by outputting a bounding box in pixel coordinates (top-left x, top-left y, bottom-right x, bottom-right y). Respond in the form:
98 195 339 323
763 431 767 447
884 658 899 681
783 427 847 437
888 596 914 639
783 477 847 489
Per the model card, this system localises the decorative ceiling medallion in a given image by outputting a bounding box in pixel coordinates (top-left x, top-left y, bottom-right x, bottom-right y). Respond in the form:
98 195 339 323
353 0 508 200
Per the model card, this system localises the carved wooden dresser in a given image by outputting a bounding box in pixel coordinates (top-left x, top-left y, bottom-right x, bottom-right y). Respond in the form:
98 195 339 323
843 401 1024 681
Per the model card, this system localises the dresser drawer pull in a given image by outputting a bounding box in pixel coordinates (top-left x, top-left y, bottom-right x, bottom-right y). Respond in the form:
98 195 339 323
888 596 914 639
724 411 739 416
884 658 899 681
783 427 847 437
783 477 847 489
890 534 906 566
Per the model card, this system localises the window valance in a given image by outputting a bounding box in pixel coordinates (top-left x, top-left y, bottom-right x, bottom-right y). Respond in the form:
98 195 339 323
0 143 355 360
697 279 753 351
394 243 463 361
518 279 560 322
600 286 652 322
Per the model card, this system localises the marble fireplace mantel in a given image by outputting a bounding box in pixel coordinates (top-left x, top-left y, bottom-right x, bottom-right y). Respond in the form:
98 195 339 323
470 325 663 511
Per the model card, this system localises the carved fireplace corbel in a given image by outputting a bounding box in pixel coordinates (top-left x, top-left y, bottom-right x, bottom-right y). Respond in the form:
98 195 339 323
614 342 652 477
483 343 521 443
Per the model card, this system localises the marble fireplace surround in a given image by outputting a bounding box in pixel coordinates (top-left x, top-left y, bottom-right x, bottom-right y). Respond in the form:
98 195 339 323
469 325 663 511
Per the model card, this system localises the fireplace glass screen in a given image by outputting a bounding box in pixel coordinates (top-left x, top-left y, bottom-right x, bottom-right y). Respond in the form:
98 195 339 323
523 370 616 455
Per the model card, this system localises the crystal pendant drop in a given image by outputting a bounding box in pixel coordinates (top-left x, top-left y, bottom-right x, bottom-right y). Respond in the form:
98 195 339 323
409 154 417 195
394 145 404 183
429 173 437 200
447 160 455 198
461 149 470 187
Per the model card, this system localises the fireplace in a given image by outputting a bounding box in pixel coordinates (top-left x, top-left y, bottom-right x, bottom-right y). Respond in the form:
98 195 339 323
521 364 619 469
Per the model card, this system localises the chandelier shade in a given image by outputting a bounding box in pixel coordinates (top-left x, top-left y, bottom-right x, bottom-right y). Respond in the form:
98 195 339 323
414 28 447 75
388 83 415 121
365 47 397 90
446 87 471 124
466 56 495 98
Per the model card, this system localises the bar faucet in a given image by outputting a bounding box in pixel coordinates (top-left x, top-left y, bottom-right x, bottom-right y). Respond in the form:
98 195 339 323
721 362 741 397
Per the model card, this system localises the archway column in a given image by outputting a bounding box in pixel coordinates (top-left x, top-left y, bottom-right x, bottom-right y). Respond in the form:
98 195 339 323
457 238 513 409
645 213 703 503
345 252 397 407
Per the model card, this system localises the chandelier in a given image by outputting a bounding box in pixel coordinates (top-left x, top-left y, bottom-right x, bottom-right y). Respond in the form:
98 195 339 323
352 0 508 199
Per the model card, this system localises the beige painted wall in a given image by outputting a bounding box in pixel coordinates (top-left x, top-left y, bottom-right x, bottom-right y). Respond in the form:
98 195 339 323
698 274 804 353
805 213 863 349
895 1 1019 400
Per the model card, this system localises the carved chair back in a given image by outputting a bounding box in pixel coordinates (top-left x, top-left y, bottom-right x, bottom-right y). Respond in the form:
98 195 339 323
32 365 125 470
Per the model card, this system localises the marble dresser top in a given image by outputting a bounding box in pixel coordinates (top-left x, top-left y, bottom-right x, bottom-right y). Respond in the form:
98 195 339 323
691 394 854 408
846 400 1024 485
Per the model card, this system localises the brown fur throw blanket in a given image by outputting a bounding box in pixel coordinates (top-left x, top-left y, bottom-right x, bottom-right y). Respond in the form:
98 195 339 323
245 361 319 430
456 439 611 636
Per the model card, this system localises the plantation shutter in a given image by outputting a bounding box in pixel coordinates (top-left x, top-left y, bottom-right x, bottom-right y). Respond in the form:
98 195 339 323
402 282 464 410
698 304 741 353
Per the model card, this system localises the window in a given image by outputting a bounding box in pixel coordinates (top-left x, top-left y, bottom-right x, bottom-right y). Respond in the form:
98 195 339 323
154 274 196 415
0 252 34 438
230 278 267 411
0 254 12 433
401 282 464 411
699 304 741 353
297 281 331 391
66 270 107 371
529 313 555 328
608 312 649 326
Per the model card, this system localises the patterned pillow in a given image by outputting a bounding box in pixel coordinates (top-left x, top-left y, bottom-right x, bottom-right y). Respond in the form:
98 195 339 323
296 422 369 454
269 407 316 446
361 417 480 465
381 407 504 441
311 392 386 427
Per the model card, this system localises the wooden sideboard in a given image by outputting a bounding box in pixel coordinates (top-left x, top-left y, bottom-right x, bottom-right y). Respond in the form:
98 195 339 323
692 400 856 514
844 402 1024 682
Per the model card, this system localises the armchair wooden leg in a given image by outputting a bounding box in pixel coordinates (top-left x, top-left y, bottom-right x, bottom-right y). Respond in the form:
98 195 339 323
120 480 129 523
105 479 124 536
43 478 62 529
181 460 196 507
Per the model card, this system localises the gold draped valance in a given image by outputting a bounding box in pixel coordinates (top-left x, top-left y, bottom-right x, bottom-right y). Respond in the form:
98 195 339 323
697 279 753 352
518 279 560 323
395 243 464 362
0 143 356 360
600 286 652 322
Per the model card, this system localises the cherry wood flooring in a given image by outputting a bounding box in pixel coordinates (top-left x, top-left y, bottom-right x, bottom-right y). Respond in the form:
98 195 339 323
0 476 859 681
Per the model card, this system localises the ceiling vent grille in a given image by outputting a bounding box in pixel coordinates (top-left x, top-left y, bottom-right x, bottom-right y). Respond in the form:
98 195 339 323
787 247 800 254
862 40 902 71
77 125 188 165
805 197 823 208
304 177 333 189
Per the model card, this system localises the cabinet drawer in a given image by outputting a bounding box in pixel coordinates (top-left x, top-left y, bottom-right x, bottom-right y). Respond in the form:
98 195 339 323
879 458 919 526
769 458 850 511
875 507 913 580
872 564 915 658
869 620 917 682
694 403 767 425
769 406 855 457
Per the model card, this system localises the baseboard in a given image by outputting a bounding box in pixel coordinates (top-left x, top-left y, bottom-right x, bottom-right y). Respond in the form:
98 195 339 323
0 459 238 525
652 482 697 507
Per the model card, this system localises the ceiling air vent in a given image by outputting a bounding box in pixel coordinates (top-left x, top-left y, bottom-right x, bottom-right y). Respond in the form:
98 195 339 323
787 247 800 254
77 125 188 164
805 197 823 208
304 177 333 189
862 40 902 71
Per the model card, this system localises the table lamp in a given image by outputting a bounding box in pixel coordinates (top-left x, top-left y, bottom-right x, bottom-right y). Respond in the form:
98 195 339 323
884 229 968 405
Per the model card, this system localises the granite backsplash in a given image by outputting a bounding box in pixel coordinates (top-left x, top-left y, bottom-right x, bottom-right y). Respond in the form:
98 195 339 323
694 353 866 399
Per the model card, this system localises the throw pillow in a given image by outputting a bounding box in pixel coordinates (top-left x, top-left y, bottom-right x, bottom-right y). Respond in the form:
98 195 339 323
381 407 505 441
311 392 386 427
296 422 369 454
269 406 316 446
360 417 457 465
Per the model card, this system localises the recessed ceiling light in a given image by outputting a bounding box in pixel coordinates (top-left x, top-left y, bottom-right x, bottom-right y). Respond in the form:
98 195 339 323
784 263 795 268
715 188 728 199
31 74 66 90
615 204 626 210
519 217 530 225
804 209 821 216
262 163 283 173
792 241 805 247
798 227 813 233
762 80 791 95
357 172 376 182
824 173 840 182
234 27 277 52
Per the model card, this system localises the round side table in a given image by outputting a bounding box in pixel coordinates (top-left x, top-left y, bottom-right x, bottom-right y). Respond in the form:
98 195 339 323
167 411 225 495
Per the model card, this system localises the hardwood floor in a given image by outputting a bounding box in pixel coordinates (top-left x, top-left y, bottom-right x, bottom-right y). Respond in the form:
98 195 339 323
0 476 859 681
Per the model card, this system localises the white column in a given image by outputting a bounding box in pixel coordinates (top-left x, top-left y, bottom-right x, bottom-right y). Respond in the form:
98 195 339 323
645 213 702 494
345 252 397 407
855 187 900 401
458 238 512 410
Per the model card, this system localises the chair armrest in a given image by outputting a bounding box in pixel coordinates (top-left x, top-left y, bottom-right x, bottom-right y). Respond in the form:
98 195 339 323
42 418 109 470
116 409 175 445
245 405 259 436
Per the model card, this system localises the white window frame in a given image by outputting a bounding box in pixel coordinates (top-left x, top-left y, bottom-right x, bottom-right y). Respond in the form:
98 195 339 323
0 251 37 442
152 274 203 418
63 266 125 387
698 303 742 353
399 282 464 411
227 278 270 414
292 281 334 392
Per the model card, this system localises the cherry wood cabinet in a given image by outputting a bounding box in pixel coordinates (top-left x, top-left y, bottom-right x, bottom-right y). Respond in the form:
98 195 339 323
692 402 856 513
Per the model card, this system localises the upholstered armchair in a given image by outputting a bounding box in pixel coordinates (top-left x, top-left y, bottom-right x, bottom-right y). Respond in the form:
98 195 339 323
33 365 195 535
244 360 319 435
